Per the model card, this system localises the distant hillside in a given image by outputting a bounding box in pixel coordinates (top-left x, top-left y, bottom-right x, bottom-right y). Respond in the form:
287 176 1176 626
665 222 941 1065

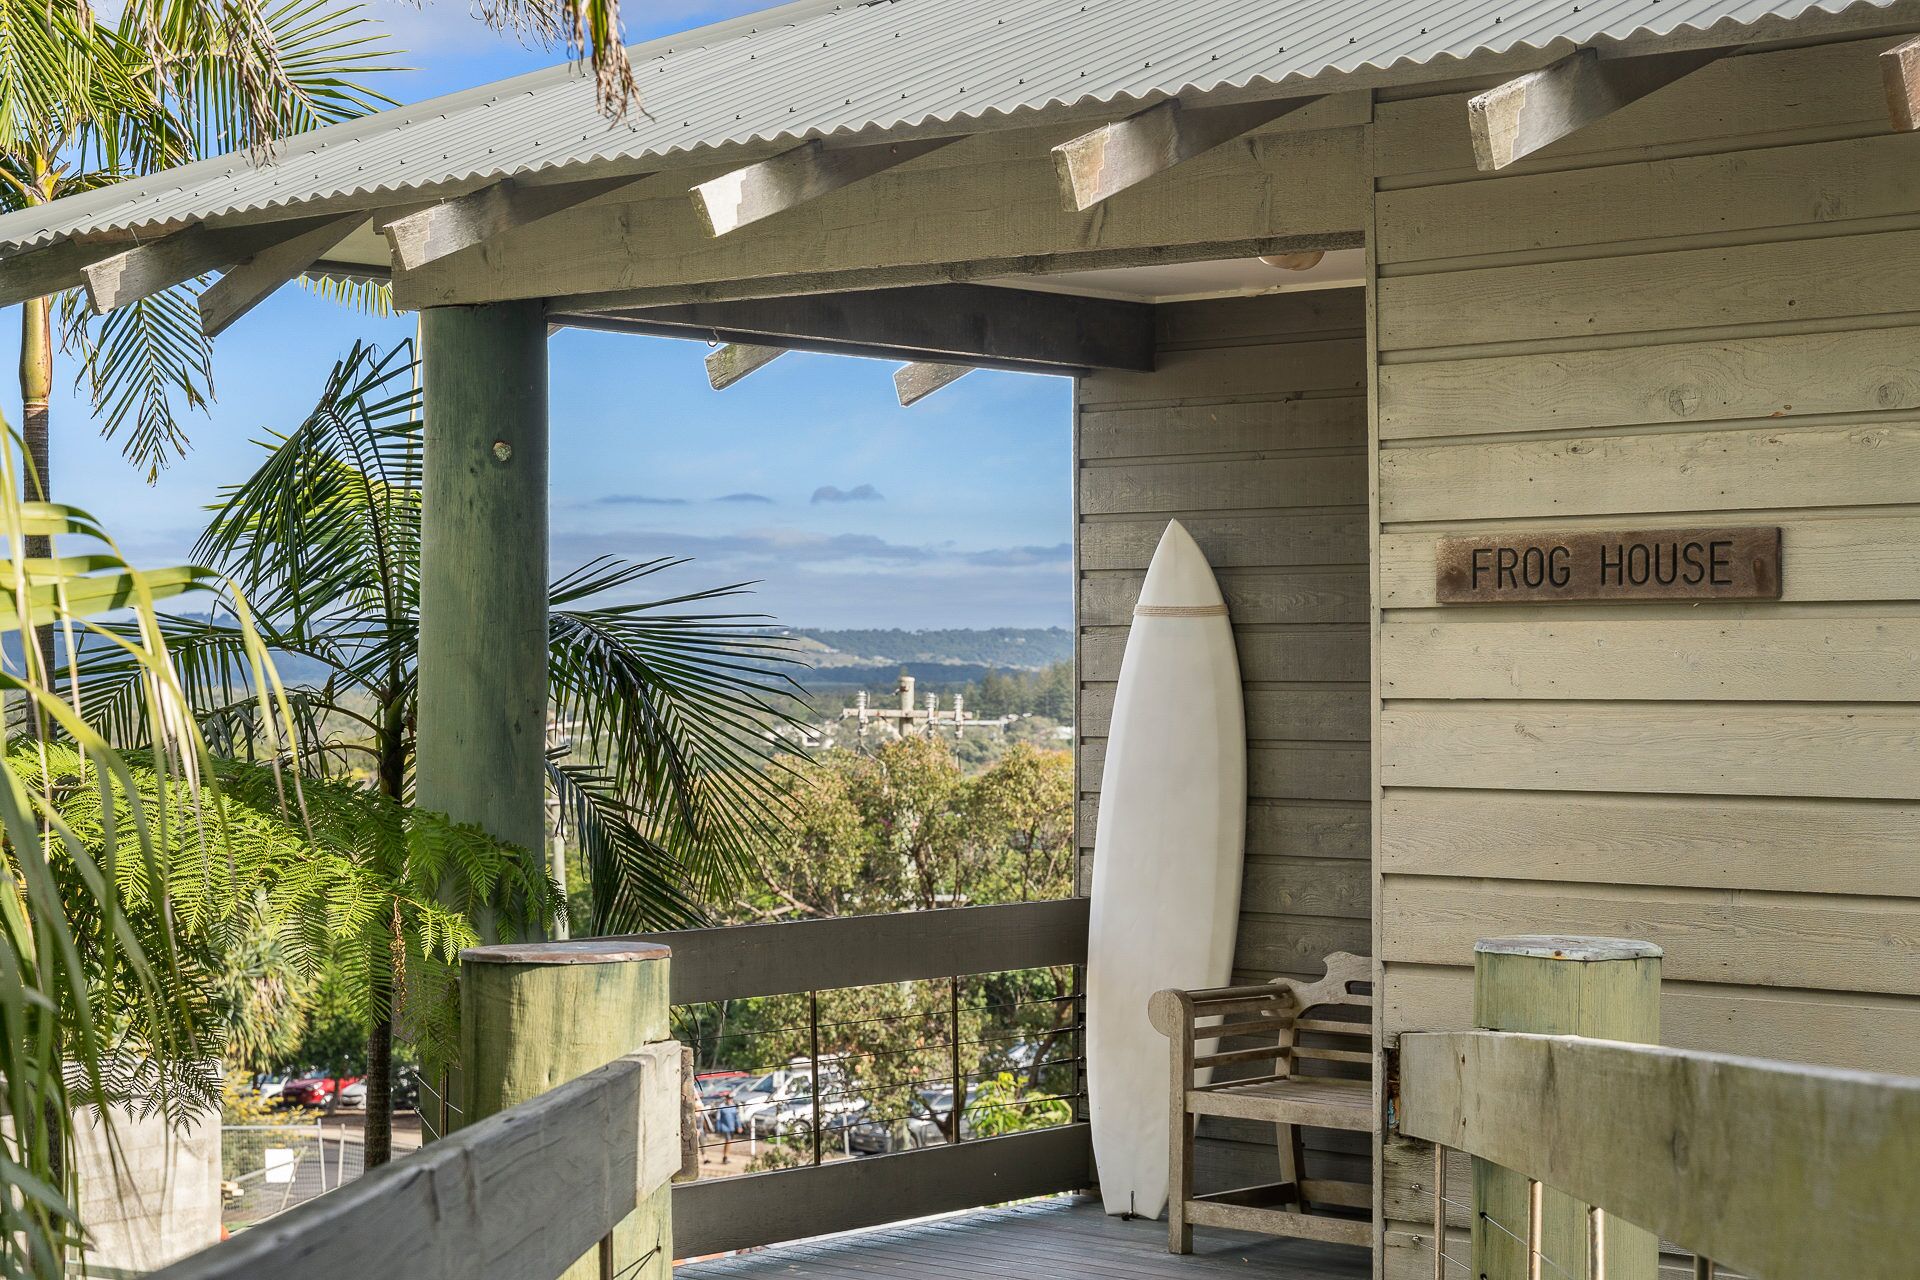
787 627 1071 671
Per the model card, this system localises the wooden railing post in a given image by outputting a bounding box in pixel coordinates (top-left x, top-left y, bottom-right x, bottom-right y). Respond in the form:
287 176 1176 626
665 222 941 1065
462 939 675 1280
1472 937 1661 1280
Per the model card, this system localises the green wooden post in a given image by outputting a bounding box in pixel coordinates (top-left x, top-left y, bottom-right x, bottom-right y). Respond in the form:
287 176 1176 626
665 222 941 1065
462 940 675 1280
1472 936 1662 1280
417 301 550 911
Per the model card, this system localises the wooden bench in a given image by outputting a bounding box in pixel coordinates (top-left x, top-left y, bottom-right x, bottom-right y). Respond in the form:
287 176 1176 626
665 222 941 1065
1147 952 1374 1253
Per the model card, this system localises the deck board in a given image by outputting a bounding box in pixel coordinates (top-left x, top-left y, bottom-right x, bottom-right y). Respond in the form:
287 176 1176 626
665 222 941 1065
678 1196 1370 1280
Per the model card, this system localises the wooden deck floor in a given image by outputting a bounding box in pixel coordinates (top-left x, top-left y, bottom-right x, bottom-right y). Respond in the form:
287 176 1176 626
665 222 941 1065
677 1195 1371 1280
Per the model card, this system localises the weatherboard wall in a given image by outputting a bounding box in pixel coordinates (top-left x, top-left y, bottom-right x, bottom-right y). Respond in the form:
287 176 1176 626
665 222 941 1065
1366 33 1920 1276
1075 287 1372 1193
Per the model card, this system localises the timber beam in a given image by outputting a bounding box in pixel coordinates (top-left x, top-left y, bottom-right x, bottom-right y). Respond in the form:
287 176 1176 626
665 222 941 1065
81 214 358 314
383 174 652 271
197 213 368 337
894 361 972 406
1468 46 1731 170
1881 36 1920 130
552 283 1156 372
0 238 142 309
690 137 958 237
705 342 786 390
1051 97 1319 210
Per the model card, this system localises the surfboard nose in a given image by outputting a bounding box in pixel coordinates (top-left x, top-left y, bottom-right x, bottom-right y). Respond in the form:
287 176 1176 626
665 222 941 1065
1138 519 1227 612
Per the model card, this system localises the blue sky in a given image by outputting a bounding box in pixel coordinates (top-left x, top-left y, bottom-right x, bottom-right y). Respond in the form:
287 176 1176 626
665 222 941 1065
3 0 1074 630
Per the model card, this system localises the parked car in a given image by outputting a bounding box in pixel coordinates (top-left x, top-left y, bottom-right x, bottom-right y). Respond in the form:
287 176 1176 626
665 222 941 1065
735 1061 847 1137
336 1068 422 1112
279 1073 361 1108
251 1071 296 1101
847 1086 979 1155
336 1078 367 1108
754 1082 866 1140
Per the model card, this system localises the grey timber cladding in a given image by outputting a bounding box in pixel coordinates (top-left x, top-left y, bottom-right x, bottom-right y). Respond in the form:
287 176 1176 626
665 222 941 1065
0 0 1905 253
1369 32 1920 1276
1076 288 1371 1196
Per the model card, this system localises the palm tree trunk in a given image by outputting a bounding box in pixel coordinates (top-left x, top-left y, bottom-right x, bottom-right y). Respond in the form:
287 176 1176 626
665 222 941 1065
19 296 57 713
364 1007 393 1168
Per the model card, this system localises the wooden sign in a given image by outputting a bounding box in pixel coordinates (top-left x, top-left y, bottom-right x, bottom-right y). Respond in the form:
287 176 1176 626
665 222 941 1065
1437 526 1782 604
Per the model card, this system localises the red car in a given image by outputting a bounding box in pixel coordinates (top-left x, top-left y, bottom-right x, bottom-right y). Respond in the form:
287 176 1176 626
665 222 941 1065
278 1073 362 1108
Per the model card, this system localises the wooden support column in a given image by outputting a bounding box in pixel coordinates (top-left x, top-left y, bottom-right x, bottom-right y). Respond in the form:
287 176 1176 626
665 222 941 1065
1472 937 1662 1280
417 301 550 907
462 939 676 1280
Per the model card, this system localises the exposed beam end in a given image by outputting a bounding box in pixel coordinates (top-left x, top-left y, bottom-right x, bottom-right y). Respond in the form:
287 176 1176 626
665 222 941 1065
1051 97 1318 211
198 214 367 337
691 138 956 238
706 342 787 390
1881 36 1920 131
894 361 973 407
1469 47 1727 171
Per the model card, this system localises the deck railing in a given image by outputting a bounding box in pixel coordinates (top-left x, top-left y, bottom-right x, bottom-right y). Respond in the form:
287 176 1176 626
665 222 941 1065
633 899 1094 1257
148 1044 683 1280
1393 939 1920 1280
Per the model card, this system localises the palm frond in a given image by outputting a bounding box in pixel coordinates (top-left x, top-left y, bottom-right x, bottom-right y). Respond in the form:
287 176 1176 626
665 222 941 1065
547 756 700 935
58 282 214 482
299 270 392 317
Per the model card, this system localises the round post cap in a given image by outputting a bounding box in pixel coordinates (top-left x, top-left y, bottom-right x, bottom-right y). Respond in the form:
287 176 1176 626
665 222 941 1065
1473 935 1663 962
461 938 672 966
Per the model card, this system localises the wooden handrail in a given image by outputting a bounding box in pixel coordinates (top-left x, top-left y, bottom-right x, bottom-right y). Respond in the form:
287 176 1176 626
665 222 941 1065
149 1043 682 1280
627 899 1089 1004
1396 1030 1920 1280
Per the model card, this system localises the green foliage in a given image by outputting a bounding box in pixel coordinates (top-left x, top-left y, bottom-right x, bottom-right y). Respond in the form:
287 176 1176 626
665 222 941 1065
745 737 1075 920
0 0 396 479
793 628 1073 670
967 1071 1073 1138
0 421 299 1277
75 342 805 938
966 661 1075 721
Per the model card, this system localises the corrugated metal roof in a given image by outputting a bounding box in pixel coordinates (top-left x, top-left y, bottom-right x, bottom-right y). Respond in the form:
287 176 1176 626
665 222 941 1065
0 0 1905 252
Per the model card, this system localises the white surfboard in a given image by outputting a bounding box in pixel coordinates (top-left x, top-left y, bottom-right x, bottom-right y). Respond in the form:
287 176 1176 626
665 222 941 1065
1086 519 1246 1219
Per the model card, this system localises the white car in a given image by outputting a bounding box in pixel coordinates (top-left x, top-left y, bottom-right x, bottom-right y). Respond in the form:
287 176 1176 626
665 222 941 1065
336 1079 367 1108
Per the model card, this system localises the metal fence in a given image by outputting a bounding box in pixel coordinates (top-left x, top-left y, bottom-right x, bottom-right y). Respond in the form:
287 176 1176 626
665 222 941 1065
220 1123 365 1228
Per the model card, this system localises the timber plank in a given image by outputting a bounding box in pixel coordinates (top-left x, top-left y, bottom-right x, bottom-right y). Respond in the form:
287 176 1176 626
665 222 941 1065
1156 289 1366 348
1380 516 1920 608
1395 1030 1920 1280
1379 618 1920 702
1081 338 1367 407
1378 701 1920 799
1377 131 1920 264
1378 323 1920 440
1080 741 1372 803
1080 684 1369 743
1081 454 1364 516
1379 790 1920 896
1079 569 1367 627
1081 626 1370 683
1378 877 1920 994
1238 857 1371 920
1077 515 1366 572
632 901 1087 1004
1078 396 1366 461
1380 230 1920 351
1076 799 1370 859
1379 420 1920 523
1381 963 1920 1075
1235 914 1372 976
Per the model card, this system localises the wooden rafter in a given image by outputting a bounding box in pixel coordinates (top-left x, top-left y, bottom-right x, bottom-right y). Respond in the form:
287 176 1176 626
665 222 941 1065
384 174 652 271
0 238 138 309
893 361 972 406
81 215 353 314
197 213 368 337
1050 97 1318 211
690 138 957 237
705 342 786 390
1468 47 1729 171
1881 36 1920 131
